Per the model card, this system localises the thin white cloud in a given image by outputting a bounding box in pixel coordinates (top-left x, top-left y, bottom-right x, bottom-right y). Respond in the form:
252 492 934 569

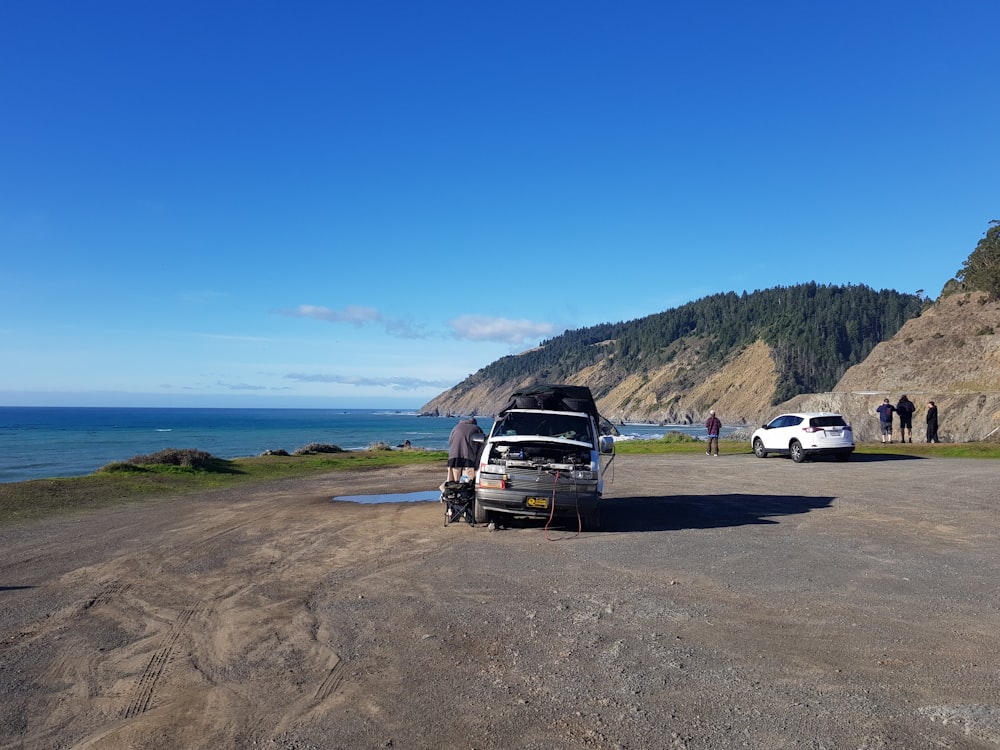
279 304 551 344
282 304 383 325
286 373 453 390
448 315 557 345
216 381 270 391
278 304 427 339
163 381 291 392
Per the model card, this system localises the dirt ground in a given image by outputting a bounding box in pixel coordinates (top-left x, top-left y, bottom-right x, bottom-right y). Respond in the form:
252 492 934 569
2 452 999 750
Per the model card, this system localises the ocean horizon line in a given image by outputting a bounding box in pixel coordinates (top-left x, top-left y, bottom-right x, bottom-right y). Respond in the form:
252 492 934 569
0 406 724 483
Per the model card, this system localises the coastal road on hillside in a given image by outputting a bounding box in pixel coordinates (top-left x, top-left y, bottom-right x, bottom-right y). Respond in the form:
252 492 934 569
1 453 998 749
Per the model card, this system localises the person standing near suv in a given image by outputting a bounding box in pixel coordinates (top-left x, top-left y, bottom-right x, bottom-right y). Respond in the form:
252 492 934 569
926 401 940 443
876 399 895 443
705 410 721 456
895 395 916 443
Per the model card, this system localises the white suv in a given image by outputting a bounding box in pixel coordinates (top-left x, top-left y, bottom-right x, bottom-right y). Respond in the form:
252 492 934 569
751 412 854 463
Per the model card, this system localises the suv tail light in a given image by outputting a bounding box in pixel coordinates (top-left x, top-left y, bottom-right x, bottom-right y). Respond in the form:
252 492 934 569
802 426 823 433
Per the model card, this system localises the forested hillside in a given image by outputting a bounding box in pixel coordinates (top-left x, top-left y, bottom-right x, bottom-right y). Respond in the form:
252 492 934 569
472 283 919 397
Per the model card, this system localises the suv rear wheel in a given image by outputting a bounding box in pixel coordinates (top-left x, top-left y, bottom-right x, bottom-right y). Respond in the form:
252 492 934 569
790 440 806 463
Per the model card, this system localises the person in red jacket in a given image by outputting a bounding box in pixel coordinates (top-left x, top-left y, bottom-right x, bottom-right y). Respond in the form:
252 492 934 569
705 410 722 456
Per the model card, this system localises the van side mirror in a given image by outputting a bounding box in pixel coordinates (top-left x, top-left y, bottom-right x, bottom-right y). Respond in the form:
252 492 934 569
599 435 615 454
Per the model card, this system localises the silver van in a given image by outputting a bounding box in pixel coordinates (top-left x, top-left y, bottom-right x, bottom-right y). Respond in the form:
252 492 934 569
474 385 615 530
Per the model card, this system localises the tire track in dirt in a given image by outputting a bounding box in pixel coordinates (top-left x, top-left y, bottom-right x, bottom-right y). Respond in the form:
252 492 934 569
313 657 345 702
120 606 200 719
98 502 387 734
80 580 132 612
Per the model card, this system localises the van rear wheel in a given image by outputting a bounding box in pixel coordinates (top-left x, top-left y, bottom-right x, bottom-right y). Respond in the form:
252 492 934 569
473 495 490 524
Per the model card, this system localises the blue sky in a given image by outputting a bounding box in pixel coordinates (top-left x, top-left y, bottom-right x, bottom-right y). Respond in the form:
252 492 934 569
2 1 997 408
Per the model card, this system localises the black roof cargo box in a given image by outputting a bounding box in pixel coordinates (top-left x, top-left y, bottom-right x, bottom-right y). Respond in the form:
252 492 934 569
499 384 599 422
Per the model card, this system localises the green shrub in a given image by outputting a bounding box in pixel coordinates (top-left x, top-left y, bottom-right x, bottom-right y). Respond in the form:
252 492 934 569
660 431 700 444
96 448 232 474
126 448 216 468
293 443 344 455
98 461 149 474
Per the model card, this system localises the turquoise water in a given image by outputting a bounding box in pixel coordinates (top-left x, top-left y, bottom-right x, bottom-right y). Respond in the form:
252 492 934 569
0 406 731 483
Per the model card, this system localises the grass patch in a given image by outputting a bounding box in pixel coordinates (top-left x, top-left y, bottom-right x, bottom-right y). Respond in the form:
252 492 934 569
615 437 1000 459
0 449 447 528
616 438 734 455
659 431 703 444
853 442 1000 459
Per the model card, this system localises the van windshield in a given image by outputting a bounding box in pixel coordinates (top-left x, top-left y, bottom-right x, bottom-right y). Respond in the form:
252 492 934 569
496 412 592 443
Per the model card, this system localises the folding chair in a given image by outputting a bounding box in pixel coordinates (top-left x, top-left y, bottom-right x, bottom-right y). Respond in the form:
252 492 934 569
442 480 476 526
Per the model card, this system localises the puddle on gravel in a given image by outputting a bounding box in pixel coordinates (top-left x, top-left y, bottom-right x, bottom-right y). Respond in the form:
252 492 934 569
332 490 441 504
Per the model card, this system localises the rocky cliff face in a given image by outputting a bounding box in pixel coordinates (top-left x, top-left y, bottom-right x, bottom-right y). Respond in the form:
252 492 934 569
591 339 780 426
421 338 782 427
422 292 1000 443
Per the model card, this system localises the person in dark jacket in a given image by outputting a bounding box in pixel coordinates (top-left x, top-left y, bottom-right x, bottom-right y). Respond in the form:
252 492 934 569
926 401 940 443
875 399 895 443
896 394 916 443
444 417 485 487
705 410 722 456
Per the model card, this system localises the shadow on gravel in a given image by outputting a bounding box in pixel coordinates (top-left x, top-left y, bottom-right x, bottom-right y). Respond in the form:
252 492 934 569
845 453 926 462
0 586 36 592
748 452 925 463
601 493 835 532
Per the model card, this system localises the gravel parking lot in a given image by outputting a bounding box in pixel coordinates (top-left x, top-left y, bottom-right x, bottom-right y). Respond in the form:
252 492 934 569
1 452 998 749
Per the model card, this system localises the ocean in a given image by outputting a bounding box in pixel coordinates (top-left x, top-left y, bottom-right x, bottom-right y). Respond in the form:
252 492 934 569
0 406 730 483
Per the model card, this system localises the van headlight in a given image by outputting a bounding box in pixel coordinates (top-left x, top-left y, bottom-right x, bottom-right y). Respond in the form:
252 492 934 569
569 470 598 480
